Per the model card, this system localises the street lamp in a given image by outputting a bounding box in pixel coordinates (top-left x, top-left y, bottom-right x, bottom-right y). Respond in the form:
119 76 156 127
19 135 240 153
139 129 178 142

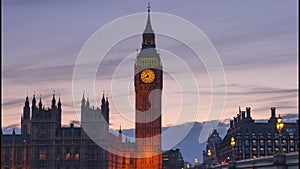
230 137 236 162
207 149 211 169
276 115 284 154
194 157 199 166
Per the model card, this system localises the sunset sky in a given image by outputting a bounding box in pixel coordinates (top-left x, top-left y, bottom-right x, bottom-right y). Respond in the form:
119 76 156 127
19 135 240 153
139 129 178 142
2 0 298 130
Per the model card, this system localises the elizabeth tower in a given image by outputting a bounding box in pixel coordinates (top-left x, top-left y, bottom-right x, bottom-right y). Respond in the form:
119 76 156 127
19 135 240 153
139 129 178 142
134 4 162 169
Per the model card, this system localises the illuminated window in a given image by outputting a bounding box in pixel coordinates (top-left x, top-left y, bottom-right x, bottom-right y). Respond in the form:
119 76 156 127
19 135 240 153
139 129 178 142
260 148 264 151
252 148 257 151
283 148 287 152
252 140 257 146
39 153 46 160
275 140 279 146
253 155 257 158
75 153 80 160
66 153 71 160
290 148 294 152
39 149 46 160
290 140 294 144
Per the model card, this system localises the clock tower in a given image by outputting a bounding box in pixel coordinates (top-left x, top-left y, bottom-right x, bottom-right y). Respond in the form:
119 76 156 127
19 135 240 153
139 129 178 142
134 3 162 169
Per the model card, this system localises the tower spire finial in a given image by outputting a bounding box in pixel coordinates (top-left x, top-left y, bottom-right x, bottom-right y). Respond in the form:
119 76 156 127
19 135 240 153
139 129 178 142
143 2 154 34
147 1 151 13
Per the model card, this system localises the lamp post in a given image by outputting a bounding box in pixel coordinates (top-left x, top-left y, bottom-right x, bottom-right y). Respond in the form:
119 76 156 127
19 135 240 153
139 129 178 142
207 149 211 169
273 115 286 166
230 137 236 162
228 137 236 169
276 115 284 154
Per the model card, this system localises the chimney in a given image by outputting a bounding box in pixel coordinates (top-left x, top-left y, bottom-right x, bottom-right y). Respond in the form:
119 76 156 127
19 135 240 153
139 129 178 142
230 120 233 128
242 111 245 120
271 107 276 118
233 117 237 126
237 114 241 122
70 123 74 128
246 107 251 118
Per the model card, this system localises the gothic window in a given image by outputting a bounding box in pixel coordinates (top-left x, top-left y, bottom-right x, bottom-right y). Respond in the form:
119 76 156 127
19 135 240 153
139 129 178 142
275 140 279 146
267 139 272 146
4 148 10 161
55 147 61 160
65 147 71 160
40 128 47 136
283 147 287 153
282 140 287 146
260 140 264 146
39 149 46 160
75 147 80 160
252 140 257 146
259 147 265 155
66 153 71 160
88 147 96 160
16 148 22 161
267 147 273 154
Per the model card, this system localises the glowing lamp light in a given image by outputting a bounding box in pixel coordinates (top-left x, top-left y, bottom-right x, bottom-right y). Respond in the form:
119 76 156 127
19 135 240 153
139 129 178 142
230 137 236 147
207 149 211 157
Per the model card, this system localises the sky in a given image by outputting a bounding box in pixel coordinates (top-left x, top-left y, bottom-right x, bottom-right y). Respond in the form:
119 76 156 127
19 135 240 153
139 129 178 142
2 0 298 131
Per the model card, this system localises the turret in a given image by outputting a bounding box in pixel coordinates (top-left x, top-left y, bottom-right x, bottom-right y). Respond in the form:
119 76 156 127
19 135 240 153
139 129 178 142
39 96 43 110
57 96 62 127
118 125 123 145
271 107 276 118
23 95 30 119
32 94 36 108
246 107 251 119
86 96 90 108
58 96 62 109
81 93 86 112
230 120 233 128
101 93 109 124
233 117 237 126
237 114 241 123
51 93 56 109
101 93 105 105
241 111 245 120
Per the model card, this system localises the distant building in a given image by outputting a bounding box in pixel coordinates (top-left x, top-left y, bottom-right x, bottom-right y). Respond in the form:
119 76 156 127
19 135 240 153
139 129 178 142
203 107 299 164
1 93 123 169
202 129 222 166
162 149 184 169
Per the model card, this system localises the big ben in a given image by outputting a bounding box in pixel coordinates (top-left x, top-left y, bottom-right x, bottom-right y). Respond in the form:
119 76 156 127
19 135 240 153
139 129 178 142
134 4 162 169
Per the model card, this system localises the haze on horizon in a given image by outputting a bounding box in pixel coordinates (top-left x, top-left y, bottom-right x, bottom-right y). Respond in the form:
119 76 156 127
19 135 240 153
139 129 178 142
2 0 298 130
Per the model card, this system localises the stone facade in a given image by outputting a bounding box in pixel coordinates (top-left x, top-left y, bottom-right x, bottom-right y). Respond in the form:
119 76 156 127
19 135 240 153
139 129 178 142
203 107 299 165
1 94 125 169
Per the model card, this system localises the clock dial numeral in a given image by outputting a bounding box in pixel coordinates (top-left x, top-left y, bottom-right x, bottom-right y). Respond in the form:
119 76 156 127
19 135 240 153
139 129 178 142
141 69 155 83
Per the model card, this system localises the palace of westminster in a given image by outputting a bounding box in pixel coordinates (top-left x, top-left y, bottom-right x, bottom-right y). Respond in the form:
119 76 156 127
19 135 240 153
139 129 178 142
1 4 299 169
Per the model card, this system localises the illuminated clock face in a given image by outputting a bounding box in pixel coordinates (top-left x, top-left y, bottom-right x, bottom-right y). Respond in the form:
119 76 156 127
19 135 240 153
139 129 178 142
141 69 155 83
